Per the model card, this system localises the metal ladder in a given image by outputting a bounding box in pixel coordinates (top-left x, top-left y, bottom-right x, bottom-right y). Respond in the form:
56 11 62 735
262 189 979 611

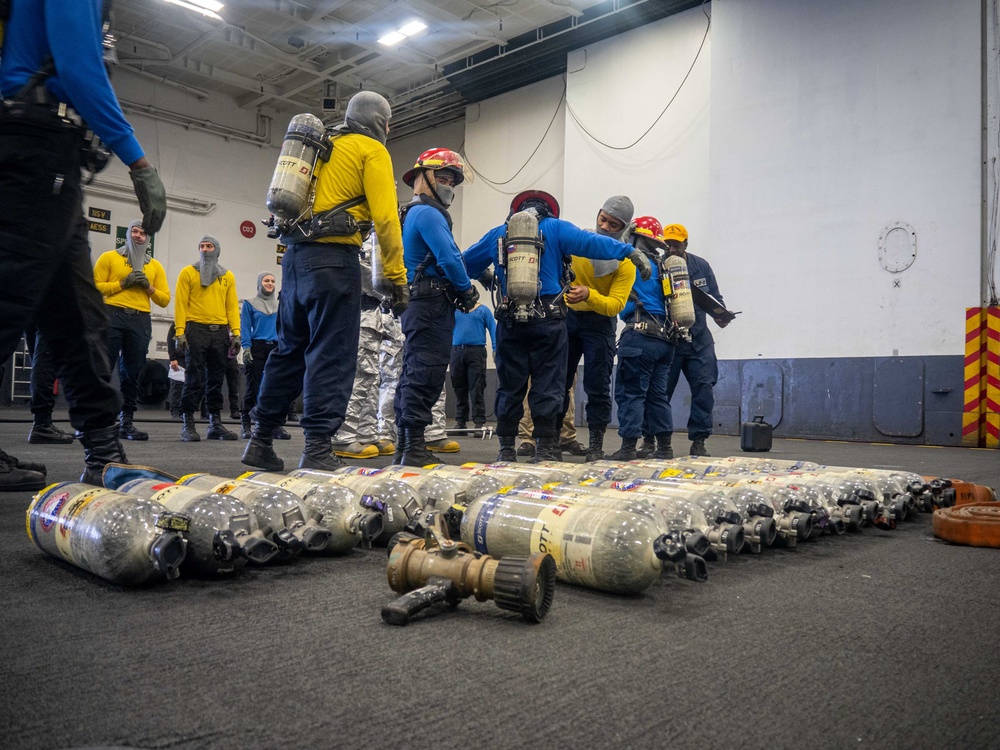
8 336 32 403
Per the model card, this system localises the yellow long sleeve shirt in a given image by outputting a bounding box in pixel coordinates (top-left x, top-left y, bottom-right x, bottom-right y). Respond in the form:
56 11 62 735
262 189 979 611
567 255 636 317
311 132 406 286
174 265 240 337
93 250 171 312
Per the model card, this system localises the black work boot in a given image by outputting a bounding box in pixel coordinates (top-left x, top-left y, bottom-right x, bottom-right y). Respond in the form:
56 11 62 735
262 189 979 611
242 425 284 471
0 447 46 476
401 426 436 468
118 411 149 441
690 438 710 457
272 425 292 440
585 428 605 463
79 424 129 486
497 435 517 462
206 413 238 440
181 413 201 442
652 432 674 460
611 437 638 461
636 435 654 459
531 436 562 463
0 448 46 491
299 434 343 471
28 414 75 444
392 426 405 465
560 439 588 457
240 413 252 440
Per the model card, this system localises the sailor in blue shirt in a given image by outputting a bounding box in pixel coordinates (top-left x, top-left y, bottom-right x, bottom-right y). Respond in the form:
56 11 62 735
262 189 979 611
662 224 728 457
450 304 497 429
0 0 167 489
612 216 677 461
239 272 292 441
393 148 478 466
463 190 652 462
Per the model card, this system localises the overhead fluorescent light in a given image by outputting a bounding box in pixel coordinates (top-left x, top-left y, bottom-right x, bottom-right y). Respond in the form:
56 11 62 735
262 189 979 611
378 31 406 46
164 0 224 20
398 20 427 37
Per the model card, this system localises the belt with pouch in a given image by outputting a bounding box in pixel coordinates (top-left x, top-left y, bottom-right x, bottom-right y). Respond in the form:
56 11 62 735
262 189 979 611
624 314 673 342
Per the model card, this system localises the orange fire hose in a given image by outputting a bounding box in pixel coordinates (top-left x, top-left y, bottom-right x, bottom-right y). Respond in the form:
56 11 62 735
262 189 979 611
933 504 1000 548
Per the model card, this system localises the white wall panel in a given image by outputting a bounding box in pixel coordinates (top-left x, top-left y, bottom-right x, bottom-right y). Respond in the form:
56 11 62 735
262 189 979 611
460 76 567 248
710 0 981 359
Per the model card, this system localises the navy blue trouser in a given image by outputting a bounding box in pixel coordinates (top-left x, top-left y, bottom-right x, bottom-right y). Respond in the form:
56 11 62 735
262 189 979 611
181 322 228 414
242 339 277 415
395 291 454 430
450 345 488 425
666 339 718 440
560 310 616 430
615 329 675 439
106 306 152 415
0 113 120 433
25 327 56 417
254 242 361 438
495 317 568 440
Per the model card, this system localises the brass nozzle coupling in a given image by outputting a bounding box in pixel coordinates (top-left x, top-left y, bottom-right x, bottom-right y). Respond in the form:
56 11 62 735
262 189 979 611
382 534 555 626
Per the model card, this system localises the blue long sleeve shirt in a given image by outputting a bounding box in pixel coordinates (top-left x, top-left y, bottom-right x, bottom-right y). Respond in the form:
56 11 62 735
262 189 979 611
453 306 497 350
620 250 667 321
240 301 278 348
0 0 145 165
685 251 724 351
402 203 472 291
463 216 633 297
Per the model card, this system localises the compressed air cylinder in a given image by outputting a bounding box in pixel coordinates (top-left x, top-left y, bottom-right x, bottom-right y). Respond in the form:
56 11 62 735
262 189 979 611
178 474 331 557
663 254 696 329
733 473 868 532
118 479 278 573
586 477 766 554
529 461 608 483
459 461 575 486
459 490 696 593
504 210 541 321
425 464 539 494
26 483 188 585
266 113 326 221
374 465 467 511
238 471 383 553
503 485 721 559
366 233 394 299
287 468 426 542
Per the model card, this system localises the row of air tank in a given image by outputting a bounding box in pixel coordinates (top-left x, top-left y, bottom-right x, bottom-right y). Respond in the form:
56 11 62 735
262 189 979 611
26 456 947 598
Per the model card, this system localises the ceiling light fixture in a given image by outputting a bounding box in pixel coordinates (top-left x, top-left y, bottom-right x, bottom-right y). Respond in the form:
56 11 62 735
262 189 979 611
378 31 406 46
378 19 427 46
397 20 427 37
163 0 224 21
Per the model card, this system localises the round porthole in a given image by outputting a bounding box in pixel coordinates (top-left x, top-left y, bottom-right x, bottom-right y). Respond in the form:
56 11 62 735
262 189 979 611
877 221 917 273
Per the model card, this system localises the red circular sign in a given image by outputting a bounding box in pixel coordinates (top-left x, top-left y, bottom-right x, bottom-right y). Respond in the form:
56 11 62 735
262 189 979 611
240 220 256 238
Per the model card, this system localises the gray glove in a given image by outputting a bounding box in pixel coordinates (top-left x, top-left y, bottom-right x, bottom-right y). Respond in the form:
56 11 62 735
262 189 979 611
242 347 253 365
390 283 409 318
129 166 167 234
457 285 480 313
627 249 653 282
174 334 189 354
126 270 150 289
477 268 497 291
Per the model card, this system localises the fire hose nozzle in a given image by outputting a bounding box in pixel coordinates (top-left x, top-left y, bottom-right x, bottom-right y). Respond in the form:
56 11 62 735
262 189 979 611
383 535 555 625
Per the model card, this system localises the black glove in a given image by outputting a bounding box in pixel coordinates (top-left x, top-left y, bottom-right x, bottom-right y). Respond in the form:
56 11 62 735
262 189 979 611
174 334 189 354
390 284 409 318
129 166 167 234
457 285 480 313
228 338 242 358
477 268 497 291
627 249 653 282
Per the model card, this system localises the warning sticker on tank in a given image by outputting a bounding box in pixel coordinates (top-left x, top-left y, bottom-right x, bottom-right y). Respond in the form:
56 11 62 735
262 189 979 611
148 484 203 510
37 490 69 533
612 480 641 492
53 488 118 564
530 503 599 589
471 494 504 555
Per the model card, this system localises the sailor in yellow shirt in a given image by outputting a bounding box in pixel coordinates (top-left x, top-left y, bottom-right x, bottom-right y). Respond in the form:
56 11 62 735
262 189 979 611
93 220 170 441
559 195 638 462
243 90 408 474
173 235 240 442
